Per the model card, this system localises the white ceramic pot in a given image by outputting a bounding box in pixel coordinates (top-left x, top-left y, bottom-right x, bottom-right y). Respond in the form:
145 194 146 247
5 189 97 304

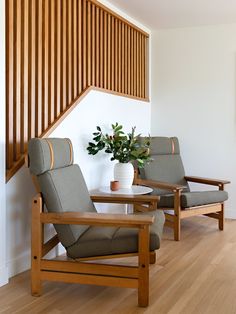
114 162 134 189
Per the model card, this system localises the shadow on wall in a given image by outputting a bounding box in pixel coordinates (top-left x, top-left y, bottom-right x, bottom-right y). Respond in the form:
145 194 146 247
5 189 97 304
234 53 236 127
6 166 57 277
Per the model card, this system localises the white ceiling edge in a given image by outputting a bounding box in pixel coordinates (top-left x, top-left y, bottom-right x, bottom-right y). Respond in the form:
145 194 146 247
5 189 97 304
105 0 236 31
98 0 151 34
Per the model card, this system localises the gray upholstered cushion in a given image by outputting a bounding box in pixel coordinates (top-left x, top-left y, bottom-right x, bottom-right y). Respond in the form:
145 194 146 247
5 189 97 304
139 137 189 195
38 165 96 247
67 210 165 259
159 190 228 208
28 138 73 175
139 136 180 155
143 155 189 192
149 136 180 155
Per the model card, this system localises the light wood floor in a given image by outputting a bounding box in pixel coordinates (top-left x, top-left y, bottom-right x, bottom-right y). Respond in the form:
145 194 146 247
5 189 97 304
1 217 236 314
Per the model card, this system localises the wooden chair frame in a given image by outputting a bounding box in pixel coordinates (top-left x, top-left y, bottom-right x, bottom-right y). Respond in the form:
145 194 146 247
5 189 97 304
31 192 159 307
134 170 230 241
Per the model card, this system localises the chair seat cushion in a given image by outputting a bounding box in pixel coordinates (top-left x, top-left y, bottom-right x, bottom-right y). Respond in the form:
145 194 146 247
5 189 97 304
158 190 228 208
66 210 165 259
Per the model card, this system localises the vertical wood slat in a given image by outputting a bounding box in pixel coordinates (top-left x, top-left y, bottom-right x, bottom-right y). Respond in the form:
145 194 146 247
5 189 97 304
124 24 128 95
6 0 149 181
72 0 77 99
61 0 67 112
127 26 131 95
115 18 118 92
66 0 72 104
111 16 115 91
91 4 96 86
87 1 91 86
48 0 55 124
107 14 111 91
121 22 125 94
99 9 103 88
55 0 61 118
144 36 147 98
13 0 21 161
136 32 140 98
29 0 36 140
78 0 82 94
130 28 134 96
133 30 137 97
141 35 144 99
22 0 29 152
139 33 142 98
95 6 99 87
118 20 121 93
82 0 87 90
6 0 14 168
103 12 107 89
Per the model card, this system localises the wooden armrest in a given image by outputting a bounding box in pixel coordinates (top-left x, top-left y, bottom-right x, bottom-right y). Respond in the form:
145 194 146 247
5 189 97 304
40 212 154 228
136 178 185 192
185 176 230 186
90 193 159 204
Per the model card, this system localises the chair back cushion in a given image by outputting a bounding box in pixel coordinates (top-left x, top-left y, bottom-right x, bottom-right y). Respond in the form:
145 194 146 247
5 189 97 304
140 137 189 195
28 138 96 248
28 138 74 175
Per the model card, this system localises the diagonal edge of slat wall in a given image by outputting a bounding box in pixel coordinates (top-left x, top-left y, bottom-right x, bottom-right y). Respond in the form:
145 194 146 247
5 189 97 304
6 0 149 182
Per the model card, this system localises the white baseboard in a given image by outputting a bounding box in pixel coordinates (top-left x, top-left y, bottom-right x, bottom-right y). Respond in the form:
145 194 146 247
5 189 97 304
0 265 9 287
7 252 30 278
7 245 66 279
225 209 236 219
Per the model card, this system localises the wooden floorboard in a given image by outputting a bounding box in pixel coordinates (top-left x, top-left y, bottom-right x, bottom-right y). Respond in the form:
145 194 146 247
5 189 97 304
1 217 236 313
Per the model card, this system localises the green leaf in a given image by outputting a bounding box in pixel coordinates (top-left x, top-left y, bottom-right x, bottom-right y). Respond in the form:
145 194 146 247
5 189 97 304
88 142 96 147
93 135 101 141
115 125 123 132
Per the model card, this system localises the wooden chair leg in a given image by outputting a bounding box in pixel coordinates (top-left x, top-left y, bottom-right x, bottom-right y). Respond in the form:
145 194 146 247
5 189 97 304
219 204 224 231
174 190 181 241
31 195 43 296
138 225 149 307
174 215 181 241
149 251 156 264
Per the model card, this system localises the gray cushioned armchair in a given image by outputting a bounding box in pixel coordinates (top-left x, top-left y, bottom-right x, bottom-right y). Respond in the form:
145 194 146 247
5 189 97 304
27 137 165 307
134 137 230 241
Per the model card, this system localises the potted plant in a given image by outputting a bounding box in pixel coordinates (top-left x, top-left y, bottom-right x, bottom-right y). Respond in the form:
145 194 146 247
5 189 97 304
87 123 151 188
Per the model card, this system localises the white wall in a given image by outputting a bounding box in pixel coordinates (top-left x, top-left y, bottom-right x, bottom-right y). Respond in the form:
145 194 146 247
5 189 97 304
0 0 8 286
6 90 151 277
151 24 236 217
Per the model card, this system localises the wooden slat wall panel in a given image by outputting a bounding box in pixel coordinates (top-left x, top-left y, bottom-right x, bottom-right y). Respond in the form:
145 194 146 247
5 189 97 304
6 0 149 180
42 0 49 131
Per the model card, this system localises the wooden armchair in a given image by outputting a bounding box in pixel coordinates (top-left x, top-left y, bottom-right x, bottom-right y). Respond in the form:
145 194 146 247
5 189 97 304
134 137 230 241
28 138 165 307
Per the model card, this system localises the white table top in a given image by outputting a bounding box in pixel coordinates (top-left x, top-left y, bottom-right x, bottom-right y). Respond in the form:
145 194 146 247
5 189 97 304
98 185 153 195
